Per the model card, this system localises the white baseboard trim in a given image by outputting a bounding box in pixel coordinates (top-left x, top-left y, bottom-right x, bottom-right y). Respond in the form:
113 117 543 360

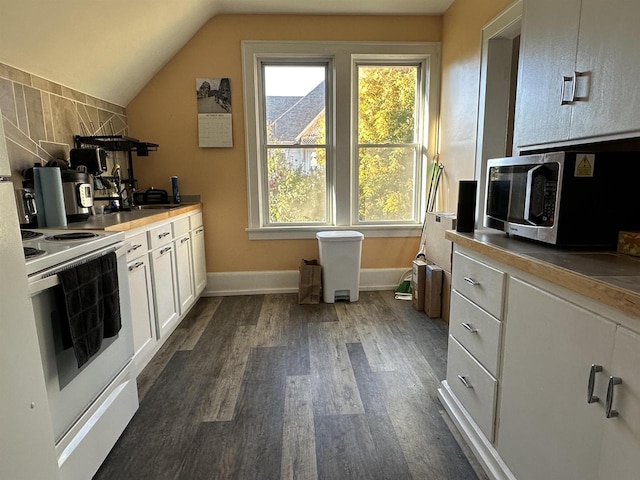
202 267 408 297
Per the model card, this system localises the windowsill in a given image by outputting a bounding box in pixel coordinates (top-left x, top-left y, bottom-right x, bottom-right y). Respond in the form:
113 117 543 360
246 224 422 240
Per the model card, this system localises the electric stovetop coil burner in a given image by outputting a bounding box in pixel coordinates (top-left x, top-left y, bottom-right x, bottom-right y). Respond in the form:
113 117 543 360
22 230 44 241
24 247 46 259
45 232 100 242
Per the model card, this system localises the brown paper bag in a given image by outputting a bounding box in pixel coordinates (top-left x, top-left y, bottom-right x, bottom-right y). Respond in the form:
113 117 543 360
298 259 322 304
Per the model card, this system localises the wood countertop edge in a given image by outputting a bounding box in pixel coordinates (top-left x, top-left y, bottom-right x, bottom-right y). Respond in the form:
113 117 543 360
102 204 202 232
445 230 640 319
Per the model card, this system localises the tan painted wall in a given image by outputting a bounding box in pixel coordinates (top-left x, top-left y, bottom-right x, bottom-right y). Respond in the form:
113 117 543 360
127 14 442 273
438 0 515 212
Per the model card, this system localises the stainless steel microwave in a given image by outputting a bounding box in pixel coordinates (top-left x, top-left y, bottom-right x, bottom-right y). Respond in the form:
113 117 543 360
484 151 640 247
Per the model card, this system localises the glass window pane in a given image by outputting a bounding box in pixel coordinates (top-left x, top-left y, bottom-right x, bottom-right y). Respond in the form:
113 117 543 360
358 65 418 144
358 147 416 222
267 147 327 223
264 65 326 145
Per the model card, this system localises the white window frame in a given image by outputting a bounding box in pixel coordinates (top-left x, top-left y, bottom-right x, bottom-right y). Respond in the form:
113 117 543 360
242 41 441 240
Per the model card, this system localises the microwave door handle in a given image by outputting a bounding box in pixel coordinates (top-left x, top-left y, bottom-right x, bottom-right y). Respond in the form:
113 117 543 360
524 165 543 225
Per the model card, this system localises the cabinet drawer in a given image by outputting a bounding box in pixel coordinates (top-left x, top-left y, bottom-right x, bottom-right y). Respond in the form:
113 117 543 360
447 335 497 441
148 222 173 250
189 211 203 230
450 290 502 377
173 217 190 238
452 251 505 318
125 232 149 262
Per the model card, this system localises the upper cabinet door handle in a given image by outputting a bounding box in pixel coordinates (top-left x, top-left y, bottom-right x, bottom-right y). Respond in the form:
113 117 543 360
561 75 574 105
587 364 603 404
464 277 479 286
606 376 622 418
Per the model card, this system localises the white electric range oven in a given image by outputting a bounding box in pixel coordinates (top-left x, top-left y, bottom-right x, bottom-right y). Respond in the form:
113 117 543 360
23 228 138 480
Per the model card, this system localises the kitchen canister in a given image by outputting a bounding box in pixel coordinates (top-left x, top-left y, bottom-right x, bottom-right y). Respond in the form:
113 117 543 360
34 166 67 227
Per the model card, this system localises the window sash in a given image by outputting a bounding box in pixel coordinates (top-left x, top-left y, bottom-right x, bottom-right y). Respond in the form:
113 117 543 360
241 41 441 238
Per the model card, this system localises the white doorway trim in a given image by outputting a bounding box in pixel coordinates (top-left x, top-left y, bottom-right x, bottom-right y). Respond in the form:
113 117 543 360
474 0 523 225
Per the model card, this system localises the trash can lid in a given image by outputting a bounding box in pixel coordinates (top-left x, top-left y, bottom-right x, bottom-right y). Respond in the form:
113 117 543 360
316 230 364 241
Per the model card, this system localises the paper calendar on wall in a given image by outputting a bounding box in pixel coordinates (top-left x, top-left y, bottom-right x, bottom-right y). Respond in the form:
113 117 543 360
196 78 232 147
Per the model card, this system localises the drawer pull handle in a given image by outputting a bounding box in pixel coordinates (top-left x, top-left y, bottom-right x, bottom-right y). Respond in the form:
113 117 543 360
461 322 478 333
457 375 473 389
606 376 622 418
127 244 142 254
463 277 479 286
181 237 190 244
587 364 603 404
128 261 143 271
158 232 171 239
160 246 172 255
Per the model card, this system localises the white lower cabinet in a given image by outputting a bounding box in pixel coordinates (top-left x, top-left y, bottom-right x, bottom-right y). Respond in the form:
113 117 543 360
189 212 207 296
174 233 195 314
150 239 179 339
498 277 615 480
440 246 640 480
122 209 207 375
598 326 640 479
127 252 156 373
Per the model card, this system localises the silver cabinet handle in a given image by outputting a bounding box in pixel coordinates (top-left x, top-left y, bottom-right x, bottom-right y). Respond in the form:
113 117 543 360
195 227 204 234
158 231 171 239
181 237 190 244
457 375 473 389
561 75 574 105
462 323 478 333
128 261 143 272
573 71 588 102
587 364 603 404
127 244 142 254
160 246 172 255
463 277 479 286
606 376 622 418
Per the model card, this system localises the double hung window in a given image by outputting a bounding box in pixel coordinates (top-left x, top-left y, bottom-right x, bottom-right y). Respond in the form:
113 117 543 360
242 41 440 239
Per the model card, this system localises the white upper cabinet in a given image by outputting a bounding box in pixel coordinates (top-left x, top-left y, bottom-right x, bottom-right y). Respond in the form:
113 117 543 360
570 0 640 140
514 0 580 147
515 0 640 148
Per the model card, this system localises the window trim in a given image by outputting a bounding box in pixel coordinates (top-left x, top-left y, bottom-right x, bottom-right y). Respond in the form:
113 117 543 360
242 41 441 240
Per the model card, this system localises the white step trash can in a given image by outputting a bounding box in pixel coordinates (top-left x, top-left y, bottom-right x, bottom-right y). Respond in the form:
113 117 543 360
316 230 364 303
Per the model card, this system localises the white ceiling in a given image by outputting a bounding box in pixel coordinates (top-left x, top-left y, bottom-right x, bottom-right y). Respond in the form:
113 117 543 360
0 0 453 107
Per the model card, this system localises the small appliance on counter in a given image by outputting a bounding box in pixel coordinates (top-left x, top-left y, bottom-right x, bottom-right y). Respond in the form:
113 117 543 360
23 160 94 223
484 150 640 248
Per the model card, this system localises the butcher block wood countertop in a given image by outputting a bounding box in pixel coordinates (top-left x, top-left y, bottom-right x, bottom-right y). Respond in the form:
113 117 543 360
70 203 201 232
446 229 640 319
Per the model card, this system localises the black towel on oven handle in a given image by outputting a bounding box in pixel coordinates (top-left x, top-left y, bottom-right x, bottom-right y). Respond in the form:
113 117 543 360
56 252 121 368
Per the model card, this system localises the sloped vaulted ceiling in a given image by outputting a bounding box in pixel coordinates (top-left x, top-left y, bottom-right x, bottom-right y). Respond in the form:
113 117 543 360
0 0 453 107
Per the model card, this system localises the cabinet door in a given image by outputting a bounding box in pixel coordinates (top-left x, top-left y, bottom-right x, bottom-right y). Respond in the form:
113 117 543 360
570 0 640 140
127 255 156 373
150 245 179 338
191 226 207 296
175 235 195 314
514 0 581 147
598 326 640 479
497 277 616 480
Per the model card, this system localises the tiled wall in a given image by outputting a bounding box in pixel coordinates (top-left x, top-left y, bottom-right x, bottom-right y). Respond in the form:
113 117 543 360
0 62 128 185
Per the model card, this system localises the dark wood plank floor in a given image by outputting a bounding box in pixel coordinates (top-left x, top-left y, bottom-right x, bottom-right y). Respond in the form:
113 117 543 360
94 292 485 480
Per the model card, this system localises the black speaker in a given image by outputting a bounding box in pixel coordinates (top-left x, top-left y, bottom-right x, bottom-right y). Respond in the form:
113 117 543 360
456 180 477 233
